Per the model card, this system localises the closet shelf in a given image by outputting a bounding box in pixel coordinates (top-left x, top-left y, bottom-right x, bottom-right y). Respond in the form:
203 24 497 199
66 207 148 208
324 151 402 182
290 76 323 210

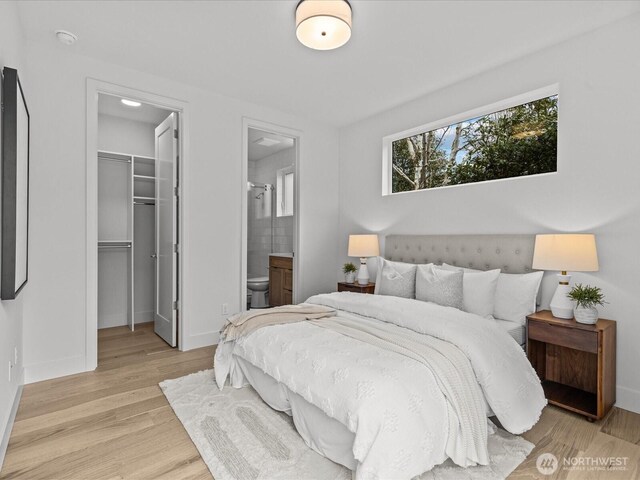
98 240 132 249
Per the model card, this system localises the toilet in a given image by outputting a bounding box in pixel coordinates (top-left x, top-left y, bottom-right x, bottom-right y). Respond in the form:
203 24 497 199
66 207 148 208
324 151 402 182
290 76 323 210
247 276 269 308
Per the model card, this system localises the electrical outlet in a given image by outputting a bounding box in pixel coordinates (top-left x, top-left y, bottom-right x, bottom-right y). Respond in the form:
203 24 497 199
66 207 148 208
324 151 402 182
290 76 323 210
221 303 229 315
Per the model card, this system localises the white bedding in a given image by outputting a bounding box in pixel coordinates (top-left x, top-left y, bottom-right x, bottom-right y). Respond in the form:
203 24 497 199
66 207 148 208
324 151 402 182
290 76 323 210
495 318 525 345
215 292 545 479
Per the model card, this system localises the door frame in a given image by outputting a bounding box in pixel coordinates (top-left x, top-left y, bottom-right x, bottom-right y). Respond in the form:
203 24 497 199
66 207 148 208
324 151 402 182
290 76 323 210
86 79 189 371
240 118 301 311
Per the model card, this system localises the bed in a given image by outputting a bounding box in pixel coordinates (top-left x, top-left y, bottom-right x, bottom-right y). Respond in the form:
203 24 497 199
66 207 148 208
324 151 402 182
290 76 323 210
215 235 546 479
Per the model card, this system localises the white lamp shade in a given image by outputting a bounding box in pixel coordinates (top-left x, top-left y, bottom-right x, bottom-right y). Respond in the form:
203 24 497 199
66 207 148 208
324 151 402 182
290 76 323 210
296 0 352 50
532 234 599 272
348 234 379 258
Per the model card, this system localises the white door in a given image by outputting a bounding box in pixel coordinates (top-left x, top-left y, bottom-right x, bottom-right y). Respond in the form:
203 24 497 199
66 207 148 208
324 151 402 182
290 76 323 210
154 113 179 346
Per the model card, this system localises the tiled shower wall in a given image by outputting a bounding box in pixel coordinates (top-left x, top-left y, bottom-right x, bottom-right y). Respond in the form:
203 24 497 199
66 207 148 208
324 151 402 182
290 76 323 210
248 147 295 278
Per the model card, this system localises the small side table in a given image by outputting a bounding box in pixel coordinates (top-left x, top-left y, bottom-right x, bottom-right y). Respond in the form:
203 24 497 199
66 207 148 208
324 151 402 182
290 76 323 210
526 310 616 421
337 282 375 294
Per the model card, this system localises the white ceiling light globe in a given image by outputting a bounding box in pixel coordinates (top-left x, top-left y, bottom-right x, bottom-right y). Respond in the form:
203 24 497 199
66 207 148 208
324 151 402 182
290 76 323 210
296 0 352 51
121 99 142 107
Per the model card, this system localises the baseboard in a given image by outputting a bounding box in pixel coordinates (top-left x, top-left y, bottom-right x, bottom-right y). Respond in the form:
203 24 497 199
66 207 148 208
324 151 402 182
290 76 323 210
182 330 220 351
616 385 640 414
134 310 154 324
98 313 128 329
0 384 22 471
24 354 86 384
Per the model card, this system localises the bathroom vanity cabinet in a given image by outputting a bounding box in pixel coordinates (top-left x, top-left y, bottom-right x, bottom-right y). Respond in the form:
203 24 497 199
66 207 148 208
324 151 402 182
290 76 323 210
269 255 293 306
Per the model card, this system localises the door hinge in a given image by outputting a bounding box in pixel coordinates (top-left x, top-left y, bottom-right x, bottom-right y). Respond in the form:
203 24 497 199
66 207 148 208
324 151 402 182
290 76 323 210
174 243 179 253
173 128 179 139
174 186 179 196
173 300 179 310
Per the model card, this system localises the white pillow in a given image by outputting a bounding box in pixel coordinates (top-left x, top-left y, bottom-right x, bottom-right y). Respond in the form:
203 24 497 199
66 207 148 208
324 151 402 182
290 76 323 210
415 264 464 310
442 262 543 324
494 271 543 325
374 257 418 298
439 264 500 318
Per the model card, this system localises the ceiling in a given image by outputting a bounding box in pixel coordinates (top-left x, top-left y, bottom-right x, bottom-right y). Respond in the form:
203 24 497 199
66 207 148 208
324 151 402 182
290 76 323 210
248 128 295 162
98 93 172 125
17 1 640 127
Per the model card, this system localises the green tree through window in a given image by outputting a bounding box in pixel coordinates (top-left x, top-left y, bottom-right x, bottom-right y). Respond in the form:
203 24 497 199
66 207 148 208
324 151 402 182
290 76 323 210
391 95 558 193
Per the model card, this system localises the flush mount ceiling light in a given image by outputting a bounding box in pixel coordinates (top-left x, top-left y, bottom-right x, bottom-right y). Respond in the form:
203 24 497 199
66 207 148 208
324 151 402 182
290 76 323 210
55 30 78 46
121 99 142 108
254 137 281 147
296 0 352 51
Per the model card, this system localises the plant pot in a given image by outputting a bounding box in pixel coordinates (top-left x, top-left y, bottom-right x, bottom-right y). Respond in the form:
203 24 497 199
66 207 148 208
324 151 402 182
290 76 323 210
344 272 355 284
574 306 598 325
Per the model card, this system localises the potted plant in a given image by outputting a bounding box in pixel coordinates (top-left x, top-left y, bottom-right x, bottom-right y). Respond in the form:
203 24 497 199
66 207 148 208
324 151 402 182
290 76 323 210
343 262 357 284
567 284 606 324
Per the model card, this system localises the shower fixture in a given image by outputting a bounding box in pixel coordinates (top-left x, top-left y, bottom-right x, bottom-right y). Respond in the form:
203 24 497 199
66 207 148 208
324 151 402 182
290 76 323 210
248 182 274 192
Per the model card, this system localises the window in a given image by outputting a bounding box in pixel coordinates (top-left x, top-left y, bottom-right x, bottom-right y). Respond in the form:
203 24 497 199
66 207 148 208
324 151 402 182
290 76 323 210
383 90 558 194
276 165 294 217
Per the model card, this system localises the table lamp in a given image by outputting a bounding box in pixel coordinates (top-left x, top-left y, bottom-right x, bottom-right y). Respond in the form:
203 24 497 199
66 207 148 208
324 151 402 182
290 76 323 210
348 234 380 285
532 234 599 319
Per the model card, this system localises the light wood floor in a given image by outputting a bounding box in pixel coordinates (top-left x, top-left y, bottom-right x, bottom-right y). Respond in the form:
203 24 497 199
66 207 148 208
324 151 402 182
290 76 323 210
1 323 215 479
1 323 639 479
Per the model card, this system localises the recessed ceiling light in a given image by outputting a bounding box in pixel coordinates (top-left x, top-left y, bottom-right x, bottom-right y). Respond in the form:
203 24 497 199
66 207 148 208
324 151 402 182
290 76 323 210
121 99 142 108
55 30 78 46
254 137 281 147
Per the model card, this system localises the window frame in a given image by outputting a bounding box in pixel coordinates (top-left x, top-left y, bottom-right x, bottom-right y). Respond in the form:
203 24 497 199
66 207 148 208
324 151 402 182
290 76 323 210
276 164 295 217
381 84 559 196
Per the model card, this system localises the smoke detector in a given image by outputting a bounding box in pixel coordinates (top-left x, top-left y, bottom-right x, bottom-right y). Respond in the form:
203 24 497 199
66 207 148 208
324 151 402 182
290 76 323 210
55 30 78 46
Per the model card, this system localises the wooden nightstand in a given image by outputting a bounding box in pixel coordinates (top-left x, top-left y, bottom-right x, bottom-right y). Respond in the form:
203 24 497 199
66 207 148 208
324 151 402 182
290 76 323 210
526 310 616 421
337 282 375 294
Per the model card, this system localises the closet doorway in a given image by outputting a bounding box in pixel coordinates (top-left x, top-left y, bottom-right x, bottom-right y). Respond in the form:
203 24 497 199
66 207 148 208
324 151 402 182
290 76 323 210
95 93 180 350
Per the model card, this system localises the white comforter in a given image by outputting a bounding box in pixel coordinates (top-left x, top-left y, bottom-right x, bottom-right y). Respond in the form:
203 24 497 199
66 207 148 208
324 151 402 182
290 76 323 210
215 293 545 480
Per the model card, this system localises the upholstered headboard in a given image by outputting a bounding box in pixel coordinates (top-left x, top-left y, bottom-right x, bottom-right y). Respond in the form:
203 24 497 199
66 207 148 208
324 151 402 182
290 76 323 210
384 235 536 274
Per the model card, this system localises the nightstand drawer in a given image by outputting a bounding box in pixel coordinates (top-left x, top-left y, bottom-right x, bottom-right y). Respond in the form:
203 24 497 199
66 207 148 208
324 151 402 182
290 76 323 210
339 284 362 293
337 282 375 294
529 321 598 353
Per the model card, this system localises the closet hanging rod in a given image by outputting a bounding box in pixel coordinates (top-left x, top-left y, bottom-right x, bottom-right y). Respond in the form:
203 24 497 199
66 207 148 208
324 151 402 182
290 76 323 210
98 156 132 164
98 244 131 249
134 202 155 206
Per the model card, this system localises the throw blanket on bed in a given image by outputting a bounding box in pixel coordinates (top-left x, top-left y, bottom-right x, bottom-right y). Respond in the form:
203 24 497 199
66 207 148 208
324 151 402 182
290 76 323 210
214 292 545 480
220 304 336 341
310 315 489 467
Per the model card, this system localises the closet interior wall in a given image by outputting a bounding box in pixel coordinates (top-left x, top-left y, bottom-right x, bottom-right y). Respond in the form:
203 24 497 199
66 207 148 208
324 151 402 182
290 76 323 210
97 113 157 330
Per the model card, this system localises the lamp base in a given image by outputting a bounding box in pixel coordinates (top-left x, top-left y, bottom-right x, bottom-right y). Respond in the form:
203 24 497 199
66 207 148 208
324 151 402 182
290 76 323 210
356 257 369 285
550 273 574 319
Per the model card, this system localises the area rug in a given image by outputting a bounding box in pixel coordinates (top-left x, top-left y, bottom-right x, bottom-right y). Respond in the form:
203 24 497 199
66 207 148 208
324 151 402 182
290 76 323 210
160 370 534 480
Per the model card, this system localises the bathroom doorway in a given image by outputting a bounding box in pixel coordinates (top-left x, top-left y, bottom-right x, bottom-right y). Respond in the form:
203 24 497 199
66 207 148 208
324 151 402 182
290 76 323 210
241 120 300 310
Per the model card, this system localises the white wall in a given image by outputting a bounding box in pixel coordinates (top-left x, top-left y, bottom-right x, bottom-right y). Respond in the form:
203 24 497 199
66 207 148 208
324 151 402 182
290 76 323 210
0 1 26 463
338 14 640 413
98 113 156 157
21 42 339 382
